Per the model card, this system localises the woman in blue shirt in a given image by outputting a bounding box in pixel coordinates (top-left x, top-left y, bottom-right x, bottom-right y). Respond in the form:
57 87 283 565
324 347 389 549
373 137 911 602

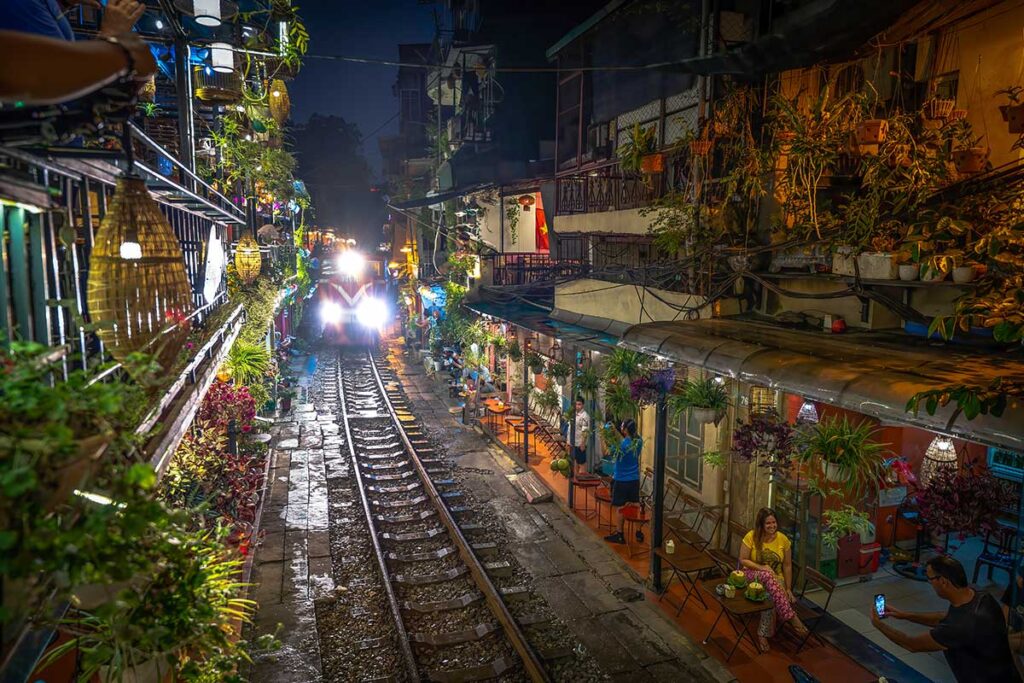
604 419 641 545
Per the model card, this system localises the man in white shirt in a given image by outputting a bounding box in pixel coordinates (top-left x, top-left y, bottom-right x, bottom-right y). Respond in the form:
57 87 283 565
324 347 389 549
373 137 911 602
573 396 591 477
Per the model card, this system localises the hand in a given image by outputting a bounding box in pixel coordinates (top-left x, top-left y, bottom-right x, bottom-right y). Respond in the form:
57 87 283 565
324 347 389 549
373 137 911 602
883 605 908 620
100 0 145 36
115 33 157 80
870 609 883 629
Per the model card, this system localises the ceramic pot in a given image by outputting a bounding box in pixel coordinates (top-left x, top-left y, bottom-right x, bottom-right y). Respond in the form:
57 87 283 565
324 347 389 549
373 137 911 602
898 264 919 281
640 153 665 174
691 407 718 424
952 266 976 284
920 265 947 282
825 462 845 482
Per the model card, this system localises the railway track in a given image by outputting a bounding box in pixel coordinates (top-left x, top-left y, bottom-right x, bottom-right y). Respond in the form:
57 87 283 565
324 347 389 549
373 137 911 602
338 350 552 682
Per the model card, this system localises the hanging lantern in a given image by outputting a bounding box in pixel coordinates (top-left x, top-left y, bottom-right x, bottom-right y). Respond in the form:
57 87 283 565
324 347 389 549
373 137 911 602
269 79 291 125
517 194 535 211
749 385 777 415
796 400 819 424
234 234 262 284
193 65 242 104
138 75 156 103
920 435 958 487
210 42 234 73
193 0 221 26
87 177 193 368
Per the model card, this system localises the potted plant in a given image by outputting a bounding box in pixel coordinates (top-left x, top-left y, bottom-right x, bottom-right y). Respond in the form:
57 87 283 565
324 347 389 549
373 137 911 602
731 410 795 477
604 348 650 383
795 415 889 498
952 262 977 284
856 118 888 145
952 146 989 174
507 339 523 363
821 505 875 550
923 97 956 122
668 377 730 424
917 464 1013 539
603 380 638 421
619 123 659 174
547 359 572 384
278 386 296 413
573 366 600 400
629 368 675 406
997 86 1024 133
525 350 545 375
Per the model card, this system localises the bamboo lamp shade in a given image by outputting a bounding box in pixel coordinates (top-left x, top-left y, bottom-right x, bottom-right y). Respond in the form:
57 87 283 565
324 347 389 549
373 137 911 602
269 79 290 125
749 384 778 416
234 234 262 284
86 176 194 367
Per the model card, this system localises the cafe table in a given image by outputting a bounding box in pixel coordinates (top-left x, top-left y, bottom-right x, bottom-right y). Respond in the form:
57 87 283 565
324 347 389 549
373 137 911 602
698 577 774 661
654 545 716 615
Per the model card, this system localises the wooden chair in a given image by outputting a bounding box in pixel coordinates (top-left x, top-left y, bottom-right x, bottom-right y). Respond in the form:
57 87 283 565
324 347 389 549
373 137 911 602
707 519 747 576
677 504 724 553
793 565 837 652
665 488 704 542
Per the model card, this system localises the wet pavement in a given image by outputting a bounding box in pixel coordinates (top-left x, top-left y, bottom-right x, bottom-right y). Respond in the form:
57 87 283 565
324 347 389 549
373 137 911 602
247 345 733 682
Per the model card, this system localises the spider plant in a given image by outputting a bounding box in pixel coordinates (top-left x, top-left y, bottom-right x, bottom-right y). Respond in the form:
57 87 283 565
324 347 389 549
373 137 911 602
668 377 730 419
603 348 650 383
573 366 600 400
796 415 890 499
603 380 638 421
821 505 875 549
224 340 270 387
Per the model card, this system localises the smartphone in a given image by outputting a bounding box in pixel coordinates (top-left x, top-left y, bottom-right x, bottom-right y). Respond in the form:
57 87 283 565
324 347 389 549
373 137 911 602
874 593 886 619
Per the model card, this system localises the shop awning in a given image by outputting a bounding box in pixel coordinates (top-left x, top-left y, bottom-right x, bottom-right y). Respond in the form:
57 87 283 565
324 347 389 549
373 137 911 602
466 300 623 352
619 318 1024 452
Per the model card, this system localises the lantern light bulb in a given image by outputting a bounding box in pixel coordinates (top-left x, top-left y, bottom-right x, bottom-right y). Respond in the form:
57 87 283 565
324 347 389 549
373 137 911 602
120 240 142 260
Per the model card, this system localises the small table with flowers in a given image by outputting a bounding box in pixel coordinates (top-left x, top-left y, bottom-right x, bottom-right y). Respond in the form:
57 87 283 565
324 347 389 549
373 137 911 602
699 577 774 661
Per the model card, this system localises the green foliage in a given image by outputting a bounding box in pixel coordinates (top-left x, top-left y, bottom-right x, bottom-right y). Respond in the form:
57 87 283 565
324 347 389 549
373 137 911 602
225 340 270 388
702 451 727 469
446 252 477 282
795 415 889 499
603 380 638 421
821 505 874 550
668 377 730 416
525 350 545 373
505 200 520 245
603 348 650 383
906 377 1019 423
547 359 573 383
507 340 523 363
618 123 657 174
534 384 561 419
229 269 281 346
642 192 717 255
573 366 600 399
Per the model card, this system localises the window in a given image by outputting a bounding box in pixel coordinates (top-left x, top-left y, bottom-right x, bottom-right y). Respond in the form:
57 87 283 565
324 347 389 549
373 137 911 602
400 90 422 125
666 408 703 491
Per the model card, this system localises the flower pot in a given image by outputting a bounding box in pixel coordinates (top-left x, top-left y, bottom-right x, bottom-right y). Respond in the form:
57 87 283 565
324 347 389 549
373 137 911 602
689 140 714 156
952 265 976 284
832 250 897 280
924 98 955 121
953 147 988 174
825 462 845 482
1005 104 1024 134
948 108 968 123
640 153 665 174
856 119 888 144
530 364 545 375
920 265 947 282
898 264 919 281
691 407 718 424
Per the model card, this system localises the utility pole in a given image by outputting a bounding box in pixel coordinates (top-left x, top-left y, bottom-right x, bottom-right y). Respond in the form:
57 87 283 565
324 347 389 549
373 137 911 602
522 336 530 465
650 391 668 591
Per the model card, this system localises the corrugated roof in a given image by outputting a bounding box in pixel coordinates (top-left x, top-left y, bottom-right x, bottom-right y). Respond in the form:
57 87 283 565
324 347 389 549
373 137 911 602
620 318 1024 451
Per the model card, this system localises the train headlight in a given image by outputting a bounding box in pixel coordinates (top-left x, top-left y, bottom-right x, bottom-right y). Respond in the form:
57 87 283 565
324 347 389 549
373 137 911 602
356 297 388 329
320 300 342 324
337 250 364 277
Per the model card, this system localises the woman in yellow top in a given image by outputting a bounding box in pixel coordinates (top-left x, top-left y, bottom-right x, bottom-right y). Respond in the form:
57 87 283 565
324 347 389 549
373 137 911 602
739 507 809 652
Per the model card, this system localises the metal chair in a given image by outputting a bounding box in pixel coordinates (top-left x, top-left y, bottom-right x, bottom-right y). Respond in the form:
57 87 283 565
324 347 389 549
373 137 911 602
793 566 837 652
973 526 1018 583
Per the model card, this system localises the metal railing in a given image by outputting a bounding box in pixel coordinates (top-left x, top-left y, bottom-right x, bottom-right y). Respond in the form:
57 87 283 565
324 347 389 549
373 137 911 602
489 253 588 287
554 155 700 216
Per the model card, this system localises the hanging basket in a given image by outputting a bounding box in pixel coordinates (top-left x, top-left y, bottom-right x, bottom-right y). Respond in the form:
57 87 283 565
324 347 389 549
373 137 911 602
855 119 888 145
86 176 194 367
138 76 156 103
193 65 242 104
923 98 955 121
953 147 989 174
269 79 291 126
235 234 262 284
688 140 714 157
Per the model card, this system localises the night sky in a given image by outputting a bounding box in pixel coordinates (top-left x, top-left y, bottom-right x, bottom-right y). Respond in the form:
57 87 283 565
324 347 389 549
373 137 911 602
289 0 436 178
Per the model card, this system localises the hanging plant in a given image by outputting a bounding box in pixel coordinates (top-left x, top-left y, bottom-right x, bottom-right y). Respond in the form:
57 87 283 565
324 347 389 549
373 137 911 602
629 368 675 405
547 359 572 383
732 410 795 477
603 380 638 421
525 350 545 375
505 200 520 245
603 348 650 383
507 339 523 363
917 464 1012 538
669 377 730 424
573 366 600 399
795 415 889 498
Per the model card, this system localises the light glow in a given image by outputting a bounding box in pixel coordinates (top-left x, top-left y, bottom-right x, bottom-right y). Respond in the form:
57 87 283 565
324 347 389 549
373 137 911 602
320 300 342 324
337 249 365 277
193 0 221 26
356 297 388 329
210 42 234 73
119 240 142 260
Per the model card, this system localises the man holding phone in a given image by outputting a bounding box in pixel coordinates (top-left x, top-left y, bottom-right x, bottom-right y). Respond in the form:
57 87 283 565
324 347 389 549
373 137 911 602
871 555 1019 682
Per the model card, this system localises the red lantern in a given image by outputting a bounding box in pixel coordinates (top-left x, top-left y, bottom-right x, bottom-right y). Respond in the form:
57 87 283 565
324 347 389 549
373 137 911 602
517 194 535 212
831 318 847 334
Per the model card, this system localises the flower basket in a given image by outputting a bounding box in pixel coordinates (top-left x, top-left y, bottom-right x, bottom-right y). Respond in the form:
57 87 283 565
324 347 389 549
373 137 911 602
953 147 988 174
947 108 968 123
689 139 714 156
855 119 888 145
923 98 955 121
691 407 718 424
640 152 665 174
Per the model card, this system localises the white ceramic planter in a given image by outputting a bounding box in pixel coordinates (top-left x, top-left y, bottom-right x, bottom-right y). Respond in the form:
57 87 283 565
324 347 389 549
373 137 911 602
898 264 919 281
832 251 898 280
952 266 976 284
825 462 845 482
691 407 718 424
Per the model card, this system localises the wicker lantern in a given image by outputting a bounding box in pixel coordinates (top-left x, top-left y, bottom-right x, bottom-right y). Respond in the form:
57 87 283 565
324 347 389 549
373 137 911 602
235 233 262 284
749 384 778 416
269 79 290 125
86 176 193 367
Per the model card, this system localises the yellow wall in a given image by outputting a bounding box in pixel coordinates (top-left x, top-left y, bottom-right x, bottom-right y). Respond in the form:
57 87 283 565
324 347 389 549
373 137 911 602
555 278 739 326
553 208 649 235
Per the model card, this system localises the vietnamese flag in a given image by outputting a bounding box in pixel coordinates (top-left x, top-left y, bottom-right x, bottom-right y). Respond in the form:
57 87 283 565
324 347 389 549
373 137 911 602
535 201 550 251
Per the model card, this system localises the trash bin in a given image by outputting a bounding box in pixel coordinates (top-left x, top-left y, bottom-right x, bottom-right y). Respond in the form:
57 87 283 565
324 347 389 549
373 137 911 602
859 542 881 574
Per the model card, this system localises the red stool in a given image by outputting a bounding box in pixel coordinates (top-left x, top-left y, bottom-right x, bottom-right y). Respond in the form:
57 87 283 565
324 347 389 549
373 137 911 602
572 476 602 519
622 504 651 558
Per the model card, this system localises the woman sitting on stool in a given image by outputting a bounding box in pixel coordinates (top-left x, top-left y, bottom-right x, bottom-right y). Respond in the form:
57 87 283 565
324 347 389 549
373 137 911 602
739 507 809 652
604 419 641 545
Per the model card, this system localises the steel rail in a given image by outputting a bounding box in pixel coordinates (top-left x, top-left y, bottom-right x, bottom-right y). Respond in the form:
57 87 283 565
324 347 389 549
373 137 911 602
363 351 551 683
337 354 420 682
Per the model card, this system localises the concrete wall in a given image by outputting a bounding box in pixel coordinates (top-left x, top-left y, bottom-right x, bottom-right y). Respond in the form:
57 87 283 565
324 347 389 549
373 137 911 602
476 191 540 253
555 278 739 326
553 208 648 236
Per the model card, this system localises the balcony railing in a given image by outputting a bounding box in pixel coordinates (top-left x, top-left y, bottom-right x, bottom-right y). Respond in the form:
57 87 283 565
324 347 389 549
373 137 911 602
554 155 700 216
489 253 588 287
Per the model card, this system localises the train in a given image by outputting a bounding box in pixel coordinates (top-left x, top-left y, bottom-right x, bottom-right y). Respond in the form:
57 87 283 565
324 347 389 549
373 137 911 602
316 242 391 345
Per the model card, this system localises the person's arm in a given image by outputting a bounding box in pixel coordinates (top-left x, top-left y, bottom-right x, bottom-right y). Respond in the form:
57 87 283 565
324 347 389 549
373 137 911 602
884 606 947 627
871 612 946 653
0 31 155 104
